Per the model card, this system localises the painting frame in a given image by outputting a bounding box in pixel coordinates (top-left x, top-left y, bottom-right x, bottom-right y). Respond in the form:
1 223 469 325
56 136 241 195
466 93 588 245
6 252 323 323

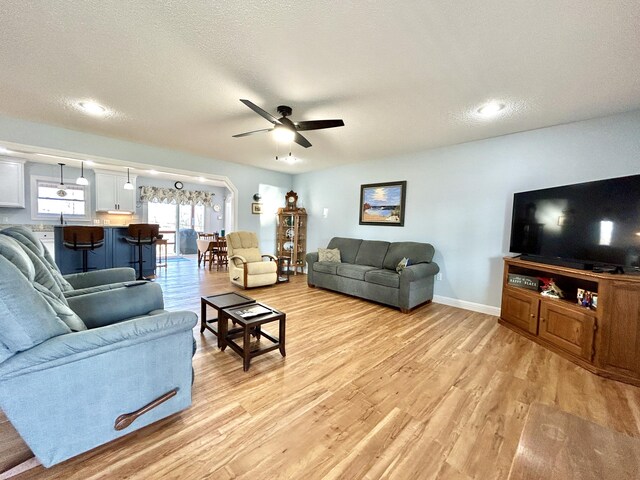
251 202 262 214
359 181 407 226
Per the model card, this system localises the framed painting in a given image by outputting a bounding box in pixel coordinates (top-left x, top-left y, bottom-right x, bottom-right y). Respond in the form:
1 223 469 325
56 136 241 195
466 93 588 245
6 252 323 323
251 203 262 214
359 181 406 226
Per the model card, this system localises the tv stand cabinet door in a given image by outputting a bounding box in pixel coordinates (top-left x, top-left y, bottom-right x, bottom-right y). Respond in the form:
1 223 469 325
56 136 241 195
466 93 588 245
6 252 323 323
501 287 539 335
539 301 596 360
599 281 640 379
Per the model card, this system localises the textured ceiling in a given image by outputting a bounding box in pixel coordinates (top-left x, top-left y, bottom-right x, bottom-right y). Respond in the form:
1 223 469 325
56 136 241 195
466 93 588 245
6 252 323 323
0 1 639 173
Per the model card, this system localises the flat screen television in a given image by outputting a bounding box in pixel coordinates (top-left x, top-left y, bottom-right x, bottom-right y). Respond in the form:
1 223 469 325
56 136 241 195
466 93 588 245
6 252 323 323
509 174 640 272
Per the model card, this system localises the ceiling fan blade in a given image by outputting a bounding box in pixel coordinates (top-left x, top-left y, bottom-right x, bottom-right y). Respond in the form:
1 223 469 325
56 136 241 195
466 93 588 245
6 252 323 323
294 132 312 148
239 99 282 125
295 119 345 131
232 128 273 138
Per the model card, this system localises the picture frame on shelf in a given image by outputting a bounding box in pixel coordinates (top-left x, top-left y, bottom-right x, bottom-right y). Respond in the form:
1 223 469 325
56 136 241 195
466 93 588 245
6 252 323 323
251 203 262 214
359 181 406 226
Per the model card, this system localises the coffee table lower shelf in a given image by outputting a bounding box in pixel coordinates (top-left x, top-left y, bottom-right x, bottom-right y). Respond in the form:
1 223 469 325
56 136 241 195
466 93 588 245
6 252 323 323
219 302 286 371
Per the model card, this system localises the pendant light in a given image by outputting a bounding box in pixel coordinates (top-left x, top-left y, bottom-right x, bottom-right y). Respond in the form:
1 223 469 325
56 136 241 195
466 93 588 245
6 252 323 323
123 168 134 190
75 161 89 185
56 163 68 197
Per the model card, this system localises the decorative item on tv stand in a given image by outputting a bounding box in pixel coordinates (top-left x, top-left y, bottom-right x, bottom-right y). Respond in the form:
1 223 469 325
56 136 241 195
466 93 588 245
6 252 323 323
276 190 306 275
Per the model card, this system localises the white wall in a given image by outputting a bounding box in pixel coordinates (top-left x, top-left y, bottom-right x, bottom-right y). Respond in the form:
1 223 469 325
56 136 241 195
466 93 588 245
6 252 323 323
294 109 640 311
0 114 293 253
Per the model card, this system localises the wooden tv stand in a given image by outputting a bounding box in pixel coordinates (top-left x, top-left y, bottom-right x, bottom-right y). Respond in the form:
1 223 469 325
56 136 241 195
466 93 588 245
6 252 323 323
500 257 640 386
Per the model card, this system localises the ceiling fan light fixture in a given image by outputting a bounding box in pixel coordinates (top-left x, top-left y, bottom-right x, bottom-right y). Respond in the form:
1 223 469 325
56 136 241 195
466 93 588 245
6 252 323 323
477 101 506 117
273 125 296 144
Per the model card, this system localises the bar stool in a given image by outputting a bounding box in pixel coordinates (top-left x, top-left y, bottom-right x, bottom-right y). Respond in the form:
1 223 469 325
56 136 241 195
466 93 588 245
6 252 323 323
62 226 105 273
156 237 168 270
125 224 160 280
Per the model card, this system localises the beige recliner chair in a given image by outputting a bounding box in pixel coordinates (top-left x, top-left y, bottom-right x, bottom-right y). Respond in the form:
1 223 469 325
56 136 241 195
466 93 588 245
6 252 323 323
227 231 277 288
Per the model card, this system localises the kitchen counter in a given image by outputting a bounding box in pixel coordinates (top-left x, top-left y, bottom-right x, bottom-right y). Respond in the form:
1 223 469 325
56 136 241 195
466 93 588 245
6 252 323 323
54 225 156 276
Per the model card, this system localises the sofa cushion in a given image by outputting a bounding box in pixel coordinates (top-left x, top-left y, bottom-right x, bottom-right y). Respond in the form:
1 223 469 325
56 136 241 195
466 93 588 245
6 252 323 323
365 269 400 288
0 226 74 292
245 261 277 275
327 238 362 264
318 248 341 263
230 248 262 265
0 257 71 362
313 262 340 275
34 284 87 332
336 264 378 281
355 240 390 268
227 231 263 265
383 242 435 270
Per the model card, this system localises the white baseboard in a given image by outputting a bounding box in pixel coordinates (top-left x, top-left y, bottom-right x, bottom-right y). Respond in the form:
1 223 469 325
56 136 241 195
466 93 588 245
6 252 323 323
433 295 500 317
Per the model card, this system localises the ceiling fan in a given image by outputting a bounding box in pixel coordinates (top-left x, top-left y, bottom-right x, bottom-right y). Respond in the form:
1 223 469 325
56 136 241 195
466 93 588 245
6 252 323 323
232 99 344 148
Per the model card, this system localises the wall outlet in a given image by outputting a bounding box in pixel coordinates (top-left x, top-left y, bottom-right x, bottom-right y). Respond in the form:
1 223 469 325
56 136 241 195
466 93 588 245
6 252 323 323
436 273 443 281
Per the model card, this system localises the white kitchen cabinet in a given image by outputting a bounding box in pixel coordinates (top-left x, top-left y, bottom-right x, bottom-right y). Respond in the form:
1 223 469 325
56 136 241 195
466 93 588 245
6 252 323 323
0 158 26 208
94 170 136 213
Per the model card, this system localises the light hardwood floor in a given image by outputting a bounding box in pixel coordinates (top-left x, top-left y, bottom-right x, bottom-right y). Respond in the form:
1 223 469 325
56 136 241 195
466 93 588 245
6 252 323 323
12 257 640 479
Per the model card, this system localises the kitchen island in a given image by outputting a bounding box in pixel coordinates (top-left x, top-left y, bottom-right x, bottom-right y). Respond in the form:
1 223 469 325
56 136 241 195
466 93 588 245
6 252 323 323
54 225 156 277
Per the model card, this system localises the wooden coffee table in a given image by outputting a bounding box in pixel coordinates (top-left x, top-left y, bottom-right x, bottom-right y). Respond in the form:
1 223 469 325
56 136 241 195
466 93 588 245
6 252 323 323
200 292 254 347
219 302 286 371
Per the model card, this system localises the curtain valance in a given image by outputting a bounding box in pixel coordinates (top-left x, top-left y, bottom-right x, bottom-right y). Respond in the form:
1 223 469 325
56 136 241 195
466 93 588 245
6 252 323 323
139 186 215 206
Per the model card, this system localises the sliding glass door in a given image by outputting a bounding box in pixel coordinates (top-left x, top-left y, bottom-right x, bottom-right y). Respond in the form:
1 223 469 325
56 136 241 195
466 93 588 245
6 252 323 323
148 203 207 255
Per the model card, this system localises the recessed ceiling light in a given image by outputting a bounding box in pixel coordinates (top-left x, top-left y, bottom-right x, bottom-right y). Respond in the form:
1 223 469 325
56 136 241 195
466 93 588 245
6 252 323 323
149 169 159 175
84 160 95 166
477 101 506 117
76 100 108 116
0 146 12 154
198 176 206 182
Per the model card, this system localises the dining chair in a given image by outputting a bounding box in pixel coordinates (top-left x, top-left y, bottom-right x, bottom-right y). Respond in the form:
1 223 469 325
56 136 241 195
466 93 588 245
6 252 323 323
214 237 228 270
197 233 216 269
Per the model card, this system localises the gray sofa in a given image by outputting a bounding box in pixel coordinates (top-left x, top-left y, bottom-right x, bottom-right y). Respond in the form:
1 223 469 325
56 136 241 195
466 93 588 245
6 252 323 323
306 237 439 312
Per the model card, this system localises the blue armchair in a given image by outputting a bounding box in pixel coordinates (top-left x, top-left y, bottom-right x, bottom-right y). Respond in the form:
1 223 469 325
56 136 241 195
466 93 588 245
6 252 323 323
0 235 197 467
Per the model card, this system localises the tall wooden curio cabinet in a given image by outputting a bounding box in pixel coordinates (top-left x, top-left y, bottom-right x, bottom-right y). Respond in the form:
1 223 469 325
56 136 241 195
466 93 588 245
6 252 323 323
276 208 307 275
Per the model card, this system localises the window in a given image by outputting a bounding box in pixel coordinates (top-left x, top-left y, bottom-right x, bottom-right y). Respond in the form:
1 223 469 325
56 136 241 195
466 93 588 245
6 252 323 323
31 176 90 220
194 204 205 232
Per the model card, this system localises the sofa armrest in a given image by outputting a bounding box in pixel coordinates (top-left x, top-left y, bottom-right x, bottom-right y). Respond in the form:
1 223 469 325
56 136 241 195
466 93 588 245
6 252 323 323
63 281 147 298
400 262 440 283
0 311 197 380
66 282 165 328
305 252 319 285
64 268 136 289
229 254 247 267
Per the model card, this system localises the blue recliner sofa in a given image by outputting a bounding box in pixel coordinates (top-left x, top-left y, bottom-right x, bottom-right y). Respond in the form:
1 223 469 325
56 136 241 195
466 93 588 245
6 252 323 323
0 226 137 296
0 234 197 467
